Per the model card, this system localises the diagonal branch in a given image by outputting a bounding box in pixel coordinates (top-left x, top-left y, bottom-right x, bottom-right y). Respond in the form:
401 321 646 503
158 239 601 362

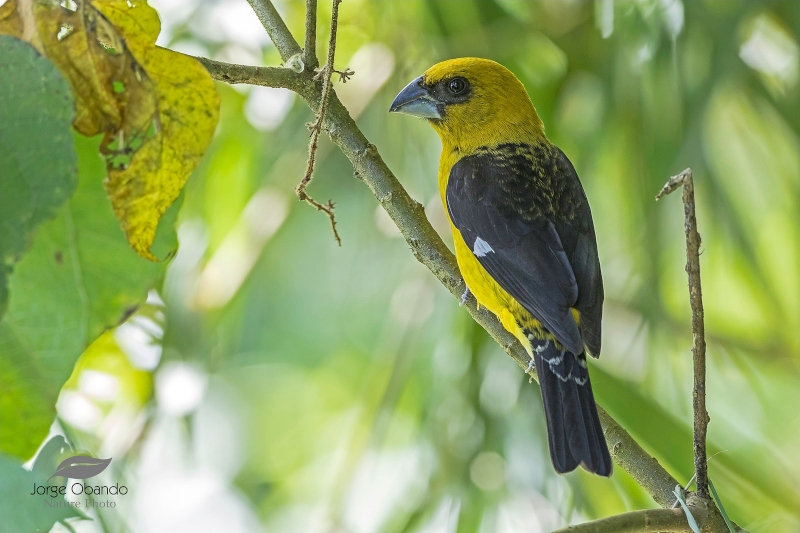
551 507 705 533
656 169 710 497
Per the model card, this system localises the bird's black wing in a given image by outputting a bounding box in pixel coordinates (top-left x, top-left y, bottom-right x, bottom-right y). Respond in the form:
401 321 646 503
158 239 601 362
552 149 603 357
446 143 603 356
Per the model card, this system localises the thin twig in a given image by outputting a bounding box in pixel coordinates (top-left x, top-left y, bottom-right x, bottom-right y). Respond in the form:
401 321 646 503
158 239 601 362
304 0 318 71
550 507 705 533
295 0 346 246
188 55 306 92
656 168 710 497
246 0 302 61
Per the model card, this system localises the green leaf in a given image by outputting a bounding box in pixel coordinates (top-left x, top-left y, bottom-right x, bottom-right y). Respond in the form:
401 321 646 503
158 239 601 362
0 133 178 459
709 479 738 533
673 484 701 533
0 35 77 320
0 436 85 533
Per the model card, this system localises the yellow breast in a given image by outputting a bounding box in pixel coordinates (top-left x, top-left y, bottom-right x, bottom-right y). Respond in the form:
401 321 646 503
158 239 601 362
438 150 544 354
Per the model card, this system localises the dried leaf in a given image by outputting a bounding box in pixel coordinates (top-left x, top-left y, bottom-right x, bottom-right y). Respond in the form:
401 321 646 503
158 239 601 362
33 2 157 144
93 0 219 260
4 0 218 260
0 0 23 39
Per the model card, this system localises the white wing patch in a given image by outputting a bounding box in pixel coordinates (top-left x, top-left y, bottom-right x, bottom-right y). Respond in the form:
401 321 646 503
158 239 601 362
473 237 494 257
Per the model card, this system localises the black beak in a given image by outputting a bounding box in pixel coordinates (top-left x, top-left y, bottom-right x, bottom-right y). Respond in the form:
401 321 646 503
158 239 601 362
389 76 442 119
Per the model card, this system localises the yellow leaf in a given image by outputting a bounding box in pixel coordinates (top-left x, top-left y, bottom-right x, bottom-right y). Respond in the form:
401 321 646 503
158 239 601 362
6 0 218 260
91 0 160 50
93 0 220 259
24 1 158 163
0 0 23 39
35 3 124 135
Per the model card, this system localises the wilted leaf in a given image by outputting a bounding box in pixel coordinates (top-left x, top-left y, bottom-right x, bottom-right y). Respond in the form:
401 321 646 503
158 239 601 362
5 0 216 261
33 0 160 153
0 0 23 38
49 455 111 480
93 0 220 260
0 35 77 320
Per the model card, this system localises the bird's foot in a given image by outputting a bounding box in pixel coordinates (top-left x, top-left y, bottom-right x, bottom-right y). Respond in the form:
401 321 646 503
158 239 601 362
459 286 470 306
526 358 535 373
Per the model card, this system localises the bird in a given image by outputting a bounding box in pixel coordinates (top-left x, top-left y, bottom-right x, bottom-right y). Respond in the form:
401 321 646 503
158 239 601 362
390 58 611 476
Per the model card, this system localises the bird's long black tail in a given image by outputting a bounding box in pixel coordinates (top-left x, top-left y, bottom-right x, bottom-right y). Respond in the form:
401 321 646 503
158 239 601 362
528 336 612 476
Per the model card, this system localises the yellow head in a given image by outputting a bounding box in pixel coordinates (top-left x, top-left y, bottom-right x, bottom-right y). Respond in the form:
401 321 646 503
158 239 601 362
390 58 545 152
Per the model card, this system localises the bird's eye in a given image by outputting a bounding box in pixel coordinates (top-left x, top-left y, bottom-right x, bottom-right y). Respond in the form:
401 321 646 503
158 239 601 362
447 77 468 95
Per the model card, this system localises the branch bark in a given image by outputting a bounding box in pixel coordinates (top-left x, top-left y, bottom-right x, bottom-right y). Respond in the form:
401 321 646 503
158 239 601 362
191 56 306 92
551 507 705 533
656 169 710 497
304 0 318 70
194 0 716 521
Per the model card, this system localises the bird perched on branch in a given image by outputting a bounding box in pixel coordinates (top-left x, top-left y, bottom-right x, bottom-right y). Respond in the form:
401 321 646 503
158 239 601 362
390 58 611 476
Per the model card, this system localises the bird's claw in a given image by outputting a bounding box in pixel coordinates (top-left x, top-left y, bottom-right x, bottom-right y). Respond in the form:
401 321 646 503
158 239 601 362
459 287 470 306
526 359 535 372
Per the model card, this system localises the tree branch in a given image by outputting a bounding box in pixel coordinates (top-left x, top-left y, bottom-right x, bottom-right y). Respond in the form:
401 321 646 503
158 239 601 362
551 507 705 533
304 0 318 71
246 0 302 63
191 55 307 92
656 169 710 497
597 406 679 507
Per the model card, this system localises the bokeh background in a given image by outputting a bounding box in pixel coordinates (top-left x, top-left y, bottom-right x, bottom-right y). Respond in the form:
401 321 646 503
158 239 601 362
47 0 800 532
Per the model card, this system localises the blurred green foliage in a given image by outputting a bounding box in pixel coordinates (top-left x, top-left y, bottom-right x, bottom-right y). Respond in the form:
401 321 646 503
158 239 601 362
3 0 800 532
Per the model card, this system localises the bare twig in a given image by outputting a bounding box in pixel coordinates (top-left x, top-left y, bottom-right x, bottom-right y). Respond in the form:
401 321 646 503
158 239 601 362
304 0 318 71
551 507 705 533
246 0 302 62
656 168 710 497
295 0 345 246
